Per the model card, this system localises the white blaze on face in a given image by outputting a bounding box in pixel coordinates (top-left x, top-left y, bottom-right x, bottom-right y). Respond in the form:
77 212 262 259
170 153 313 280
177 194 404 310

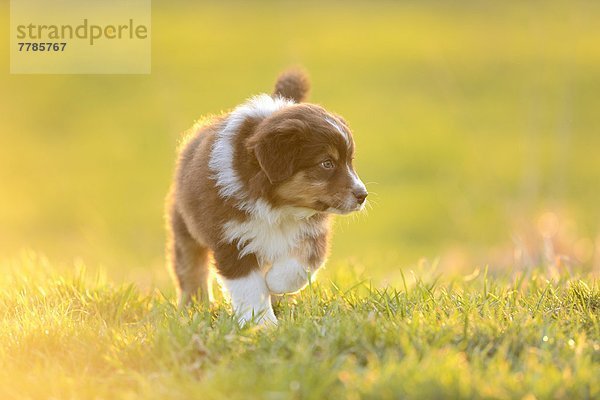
336 164 366 211
324 117 351 147
347 165 366 194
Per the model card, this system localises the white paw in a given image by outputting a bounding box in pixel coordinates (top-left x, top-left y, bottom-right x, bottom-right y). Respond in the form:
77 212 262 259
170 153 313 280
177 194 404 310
238 306 278 327
266 258 309 295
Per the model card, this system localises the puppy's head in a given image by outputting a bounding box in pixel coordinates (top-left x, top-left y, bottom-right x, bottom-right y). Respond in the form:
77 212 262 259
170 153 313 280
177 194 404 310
247 104 367 214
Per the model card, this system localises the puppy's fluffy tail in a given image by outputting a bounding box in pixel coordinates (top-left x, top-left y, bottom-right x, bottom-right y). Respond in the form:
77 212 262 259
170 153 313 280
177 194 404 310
273 68 310 102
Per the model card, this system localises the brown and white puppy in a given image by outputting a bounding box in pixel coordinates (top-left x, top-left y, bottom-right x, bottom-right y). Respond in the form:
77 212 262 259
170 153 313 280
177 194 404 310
166 70 367 325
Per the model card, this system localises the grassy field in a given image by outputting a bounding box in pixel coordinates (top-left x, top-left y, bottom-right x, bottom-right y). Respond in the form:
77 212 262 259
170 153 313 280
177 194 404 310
1 255 598 399
1 1 600 398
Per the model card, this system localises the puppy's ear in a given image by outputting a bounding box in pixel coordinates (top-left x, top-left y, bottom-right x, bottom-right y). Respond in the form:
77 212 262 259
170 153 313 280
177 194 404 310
249 118 308 184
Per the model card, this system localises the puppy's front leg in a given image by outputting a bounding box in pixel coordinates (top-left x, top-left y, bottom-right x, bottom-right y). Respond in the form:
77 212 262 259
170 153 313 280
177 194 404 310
266 257 314 295
222 270 277 326
214 244 277 326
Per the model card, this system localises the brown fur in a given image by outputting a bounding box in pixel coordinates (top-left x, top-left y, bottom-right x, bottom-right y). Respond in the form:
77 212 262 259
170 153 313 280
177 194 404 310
272 69 310 102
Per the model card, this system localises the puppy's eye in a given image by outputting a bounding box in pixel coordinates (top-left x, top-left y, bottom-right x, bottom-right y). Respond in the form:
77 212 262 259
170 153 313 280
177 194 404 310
320 160 335 169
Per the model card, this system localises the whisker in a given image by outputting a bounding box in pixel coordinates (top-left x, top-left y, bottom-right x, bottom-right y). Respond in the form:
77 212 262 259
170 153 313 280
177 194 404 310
365 199 379 208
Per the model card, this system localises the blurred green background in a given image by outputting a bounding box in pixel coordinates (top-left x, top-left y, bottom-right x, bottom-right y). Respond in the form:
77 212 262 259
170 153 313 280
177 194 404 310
1 1 599 288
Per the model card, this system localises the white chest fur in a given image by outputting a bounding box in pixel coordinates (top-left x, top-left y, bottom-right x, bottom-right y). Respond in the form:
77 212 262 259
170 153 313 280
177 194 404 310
222 208 322 267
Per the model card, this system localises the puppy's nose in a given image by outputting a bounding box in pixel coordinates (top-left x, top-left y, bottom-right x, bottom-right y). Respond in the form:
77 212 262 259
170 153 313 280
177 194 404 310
353 187 368 204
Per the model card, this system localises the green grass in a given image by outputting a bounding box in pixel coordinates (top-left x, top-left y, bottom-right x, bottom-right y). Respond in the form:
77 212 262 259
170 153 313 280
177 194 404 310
1 254 598 399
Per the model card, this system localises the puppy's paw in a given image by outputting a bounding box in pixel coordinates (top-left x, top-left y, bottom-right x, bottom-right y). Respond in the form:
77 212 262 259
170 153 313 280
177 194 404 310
266 259 309 295
238 306 278 328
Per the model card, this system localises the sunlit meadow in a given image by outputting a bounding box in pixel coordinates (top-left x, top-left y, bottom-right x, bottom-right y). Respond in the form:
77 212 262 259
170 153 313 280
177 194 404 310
1 1 599 398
